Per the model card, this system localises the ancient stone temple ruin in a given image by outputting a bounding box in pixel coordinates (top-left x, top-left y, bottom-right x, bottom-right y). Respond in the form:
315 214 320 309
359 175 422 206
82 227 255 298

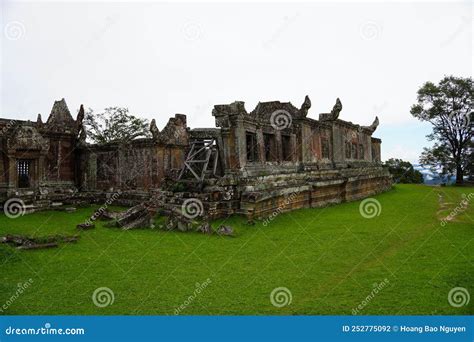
0 96 391 219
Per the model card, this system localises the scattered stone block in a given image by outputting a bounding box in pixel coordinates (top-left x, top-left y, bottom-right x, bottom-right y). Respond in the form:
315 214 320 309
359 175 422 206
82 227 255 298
0 234 79 250
217 225 234 236
96 209 121 221
196 221 212 234
103 204 155 230
17 243 58 250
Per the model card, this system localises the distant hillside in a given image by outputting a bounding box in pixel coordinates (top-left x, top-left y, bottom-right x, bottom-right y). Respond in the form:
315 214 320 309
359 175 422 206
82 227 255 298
413 164 456 185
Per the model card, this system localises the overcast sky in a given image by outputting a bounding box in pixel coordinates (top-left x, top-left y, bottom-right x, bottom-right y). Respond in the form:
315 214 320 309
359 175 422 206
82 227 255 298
1 1 471 162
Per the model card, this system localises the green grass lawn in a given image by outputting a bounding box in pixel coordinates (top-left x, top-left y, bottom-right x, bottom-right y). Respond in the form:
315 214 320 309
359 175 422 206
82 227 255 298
0 184 473 315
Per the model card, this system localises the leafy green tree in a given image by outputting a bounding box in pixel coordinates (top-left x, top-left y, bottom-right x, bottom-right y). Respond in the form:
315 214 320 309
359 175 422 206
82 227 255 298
419 144 455 183
383 158 424 184
84 107 150 144
410 76 473 185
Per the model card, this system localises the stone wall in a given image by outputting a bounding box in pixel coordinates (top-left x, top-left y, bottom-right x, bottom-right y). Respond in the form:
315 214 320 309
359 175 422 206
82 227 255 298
78 141 187 191
1 95 391 220
0 99 80 203
77 114 189 192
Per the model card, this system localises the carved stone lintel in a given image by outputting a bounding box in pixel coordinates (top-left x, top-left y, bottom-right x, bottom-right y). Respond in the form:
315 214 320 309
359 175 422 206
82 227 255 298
7 125 49 151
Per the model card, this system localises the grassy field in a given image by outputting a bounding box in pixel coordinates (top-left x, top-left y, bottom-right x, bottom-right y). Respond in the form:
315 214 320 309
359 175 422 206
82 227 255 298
0 184 472 315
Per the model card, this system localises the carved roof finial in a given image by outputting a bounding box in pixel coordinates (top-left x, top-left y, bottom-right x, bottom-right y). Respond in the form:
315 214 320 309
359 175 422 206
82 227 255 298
299 95 311 117
362 116 379 133
370 116 379 131
150 119 160 140
319 97 342 121
331 98 342 119
77 105 85 125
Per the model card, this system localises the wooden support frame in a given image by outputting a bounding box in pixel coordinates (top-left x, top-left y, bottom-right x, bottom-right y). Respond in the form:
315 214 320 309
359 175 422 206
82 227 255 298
178 138 219 182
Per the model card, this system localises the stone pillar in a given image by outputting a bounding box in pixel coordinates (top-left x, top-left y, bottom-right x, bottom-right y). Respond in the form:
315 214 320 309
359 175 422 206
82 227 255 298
275 131 282 161
220 130 231 171
290 134 297 163
300 123 312 163
331 124 344 164
256 128 264 163
57 140 61 181
365 135 371 161
88 153 97 190
235 119 247 168
7 156 16 196
38 155 45 186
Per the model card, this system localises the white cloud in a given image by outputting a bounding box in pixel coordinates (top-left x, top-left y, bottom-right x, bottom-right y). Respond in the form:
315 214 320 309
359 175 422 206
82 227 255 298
1 1 470 158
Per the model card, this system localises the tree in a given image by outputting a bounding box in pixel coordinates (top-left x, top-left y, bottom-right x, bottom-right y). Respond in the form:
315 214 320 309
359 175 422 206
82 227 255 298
467 145 474 181
383 158 424 184
419 144 455 183
410 76 473 185
84 107 151 144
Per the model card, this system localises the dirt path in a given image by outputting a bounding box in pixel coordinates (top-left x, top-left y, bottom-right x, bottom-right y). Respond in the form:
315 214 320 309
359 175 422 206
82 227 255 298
436 190 471 224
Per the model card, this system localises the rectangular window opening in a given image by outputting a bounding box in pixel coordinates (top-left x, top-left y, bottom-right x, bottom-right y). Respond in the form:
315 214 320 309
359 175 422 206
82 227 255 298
282 135 292 161
246 132 258 162
17 159 31 188
351 143 358 159
264 133 277 162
